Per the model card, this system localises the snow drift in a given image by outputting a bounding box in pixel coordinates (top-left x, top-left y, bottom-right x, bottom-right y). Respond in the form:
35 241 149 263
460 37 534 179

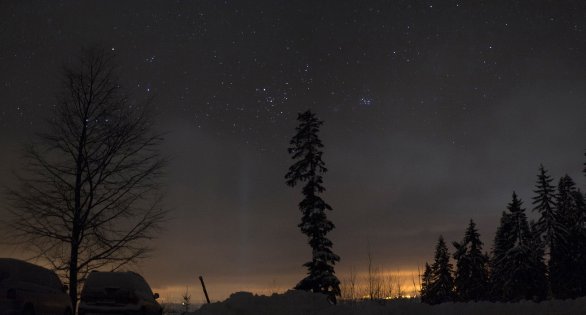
192 290 586 315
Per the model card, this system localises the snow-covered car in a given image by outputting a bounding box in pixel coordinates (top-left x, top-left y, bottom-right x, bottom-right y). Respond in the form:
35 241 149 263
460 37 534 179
78 271 162 315
0 258 73 315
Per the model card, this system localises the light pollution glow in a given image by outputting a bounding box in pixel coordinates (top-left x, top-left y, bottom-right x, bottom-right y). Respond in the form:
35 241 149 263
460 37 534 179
152 269 422 303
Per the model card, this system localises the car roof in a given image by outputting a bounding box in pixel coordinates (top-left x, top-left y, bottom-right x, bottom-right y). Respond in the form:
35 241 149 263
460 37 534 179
0 258 51 272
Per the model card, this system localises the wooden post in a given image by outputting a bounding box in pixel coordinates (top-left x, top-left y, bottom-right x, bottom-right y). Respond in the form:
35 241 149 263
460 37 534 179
199 275 211 304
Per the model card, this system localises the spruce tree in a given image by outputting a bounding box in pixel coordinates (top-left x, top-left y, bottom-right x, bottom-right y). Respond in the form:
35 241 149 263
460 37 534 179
452 220 489 301
427 236 455 304
492 193 546 301
550 175 579 298
501 192 540 301
420 263 432 304
490 210 513 301
574 189 586 296
527 221 548 301
285 110 340 302
557 175 579 229
532 165 562 253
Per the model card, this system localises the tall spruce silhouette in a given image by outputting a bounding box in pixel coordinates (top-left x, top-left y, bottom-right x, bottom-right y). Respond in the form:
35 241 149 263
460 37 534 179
532 165 563 254
452 220 489 301
285 110 340 302
551 175 579 298
490 209 513 301
528 220 548 301
553 175 586 298
426 235 455 304
498 192 546 301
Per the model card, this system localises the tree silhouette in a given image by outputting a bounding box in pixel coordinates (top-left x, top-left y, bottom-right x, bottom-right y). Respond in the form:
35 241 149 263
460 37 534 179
426 235 455 304
550 175 579 298
5 47 166 311
452 220 489 301
182 286 191 313
490 207 517 301
497 192 546 301
532 165 563 255
285 110 340 302
527 220 548 301
420 262 432 303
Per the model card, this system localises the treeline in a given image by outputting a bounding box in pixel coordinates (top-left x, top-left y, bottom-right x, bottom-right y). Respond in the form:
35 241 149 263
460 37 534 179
421 153 586 304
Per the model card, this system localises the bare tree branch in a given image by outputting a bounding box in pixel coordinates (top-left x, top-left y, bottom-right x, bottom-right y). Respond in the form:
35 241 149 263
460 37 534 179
3 46 167 313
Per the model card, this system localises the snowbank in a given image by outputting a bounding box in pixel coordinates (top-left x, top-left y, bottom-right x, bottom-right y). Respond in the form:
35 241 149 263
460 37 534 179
192 290 586 315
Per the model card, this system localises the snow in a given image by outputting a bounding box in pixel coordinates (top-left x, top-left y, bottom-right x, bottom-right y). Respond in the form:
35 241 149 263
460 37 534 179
190 290 586 315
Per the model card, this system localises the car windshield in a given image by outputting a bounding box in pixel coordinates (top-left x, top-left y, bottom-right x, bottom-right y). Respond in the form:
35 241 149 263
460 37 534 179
85 273 137 290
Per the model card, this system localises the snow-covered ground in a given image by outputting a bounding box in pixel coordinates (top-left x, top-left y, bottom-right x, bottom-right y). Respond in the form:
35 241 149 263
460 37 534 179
191 290 586 315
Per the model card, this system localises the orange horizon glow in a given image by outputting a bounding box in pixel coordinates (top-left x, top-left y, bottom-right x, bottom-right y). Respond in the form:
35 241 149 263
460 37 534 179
153 268 423 304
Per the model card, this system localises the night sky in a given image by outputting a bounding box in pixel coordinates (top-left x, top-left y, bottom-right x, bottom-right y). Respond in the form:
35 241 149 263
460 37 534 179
1 0 586 302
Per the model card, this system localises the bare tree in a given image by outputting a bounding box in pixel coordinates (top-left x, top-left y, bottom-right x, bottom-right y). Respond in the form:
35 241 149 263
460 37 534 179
5 47 166 312
182 286 191 314
340 267 357 302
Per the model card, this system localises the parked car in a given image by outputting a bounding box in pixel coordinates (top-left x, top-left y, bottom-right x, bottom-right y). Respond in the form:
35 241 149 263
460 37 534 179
0 258 72 315
78 271 162 315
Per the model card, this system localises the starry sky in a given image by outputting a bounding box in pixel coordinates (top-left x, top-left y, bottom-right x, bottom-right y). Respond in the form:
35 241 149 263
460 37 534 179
1 0 586 303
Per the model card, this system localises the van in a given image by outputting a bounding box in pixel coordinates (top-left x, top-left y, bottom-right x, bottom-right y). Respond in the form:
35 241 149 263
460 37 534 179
0 258 72 315
78 271 162 315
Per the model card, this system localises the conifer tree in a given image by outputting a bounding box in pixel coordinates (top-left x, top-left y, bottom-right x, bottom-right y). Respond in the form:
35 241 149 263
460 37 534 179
452 220 489 301
285 110 340 302
502 192 542 301
527 221 548 301
532 165 562 253
427 236 455 304
492 193 546 301
490 210 513 301
573 189 586 296
557 175 579 228
550 175 579 298
420 263 432 304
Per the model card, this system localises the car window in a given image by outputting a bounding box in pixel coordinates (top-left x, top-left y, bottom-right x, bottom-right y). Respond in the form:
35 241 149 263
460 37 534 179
85 272 134 290
83 272 154 300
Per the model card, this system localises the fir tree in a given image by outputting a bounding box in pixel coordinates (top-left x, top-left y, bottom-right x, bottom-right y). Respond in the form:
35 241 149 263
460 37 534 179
526 221 548 301
490 210 513 301
492 193 546 301
574 189 586 296
420 262 432 304
501 192 541 301
427 236 455 304
550 175 579 298
452 220 489 301
557 175 579 228
285 110 340 302
532 165 563 253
